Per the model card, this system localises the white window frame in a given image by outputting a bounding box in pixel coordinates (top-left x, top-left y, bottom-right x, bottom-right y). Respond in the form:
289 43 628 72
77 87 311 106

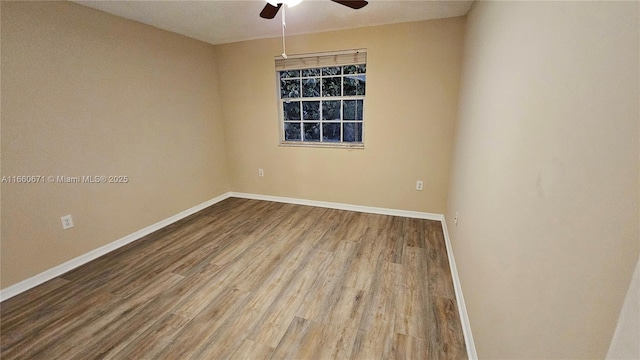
276 49 366 149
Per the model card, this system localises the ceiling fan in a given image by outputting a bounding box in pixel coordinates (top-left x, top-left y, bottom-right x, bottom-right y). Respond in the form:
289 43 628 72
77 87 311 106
260 0 368 19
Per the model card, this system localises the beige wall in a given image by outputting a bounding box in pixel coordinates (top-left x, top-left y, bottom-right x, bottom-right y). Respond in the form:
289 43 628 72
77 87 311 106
446 1 640 358
1 1 230 288
216 19 464 214
1 2 465 293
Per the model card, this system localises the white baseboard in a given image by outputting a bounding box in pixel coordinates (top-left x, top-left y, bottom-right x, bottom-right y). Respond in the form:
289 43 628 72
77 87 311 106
0 192 232 302
441 217 478 359
0 191 476 359
230 192 444 221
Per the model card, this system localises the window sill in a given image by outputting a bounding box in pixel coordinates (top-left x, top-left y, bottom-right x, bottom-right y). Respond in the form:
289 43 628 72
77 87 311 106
279 141 364 149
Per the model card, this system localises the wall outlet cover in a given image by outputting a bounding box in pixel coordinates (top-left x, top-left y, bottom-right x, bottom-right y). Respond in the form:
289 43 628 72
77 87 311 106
61 215 74 230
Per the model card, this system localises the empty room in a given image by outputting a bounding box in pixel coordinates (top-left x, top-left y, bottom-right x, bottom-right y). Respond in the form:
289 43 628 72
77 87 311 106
1 1 638 359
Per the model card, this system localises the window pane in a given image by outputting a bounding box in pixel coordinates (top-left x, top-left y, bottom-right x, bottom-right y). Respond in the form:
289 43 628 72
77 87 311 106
284 123 301 141
343 123 363 142
343 76 366 96
343 65 357 74
302 68 320 77
322 123 341 142
344 64 366 74
303 101 320 120
322 77 341 97
322 100 341 120
281 79 300 98
304 123 320 141
343 100 363 120
283 101 301 120
302 78 320 97
343 76 356 96
321 66 341 76
280 70 300 79
355 75 366 95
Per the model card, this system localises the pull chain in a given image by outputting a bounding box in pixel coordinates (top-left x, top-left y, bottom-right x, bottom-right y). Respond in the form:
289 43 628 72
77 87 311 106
281 6 287 58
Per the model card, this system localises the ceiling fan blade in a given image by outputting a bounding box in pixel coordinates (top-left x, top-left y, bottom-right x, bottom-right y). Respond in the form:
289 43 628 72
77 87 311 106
260 3 282 19
331 0 368 10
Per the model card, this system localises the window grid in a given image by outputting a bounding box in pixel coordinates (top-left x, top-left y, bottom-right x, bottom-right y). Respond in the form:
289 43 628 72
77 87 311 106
280 64 365 146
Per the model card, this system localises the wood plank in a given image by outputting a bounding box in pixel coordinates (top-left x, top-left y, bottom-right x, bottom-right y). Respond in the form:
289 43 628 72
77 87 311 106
392 333 430 359
350 259 403 359
271 316 326 360
38 273 185 359
155 287 251 359
425 220 457 299
228 338 275 360
0 277 70 315
404 217 427 248
316 210 361 252
375 215 405 264
342 237 380 291
395 246 430 339
315 286 367 359
246 245 332 348
108 313 190 360
0 290 116 359
297 241 358 324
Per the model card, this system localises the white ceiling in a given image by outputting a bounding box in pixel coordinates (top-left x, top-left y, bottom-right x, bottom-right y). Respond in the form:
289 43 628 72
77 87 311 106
73 0 473 45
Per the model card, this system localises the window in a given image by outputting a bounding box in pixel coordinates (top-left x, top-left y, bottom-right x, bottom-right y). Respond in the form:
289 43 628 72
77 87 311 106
276 50 366 148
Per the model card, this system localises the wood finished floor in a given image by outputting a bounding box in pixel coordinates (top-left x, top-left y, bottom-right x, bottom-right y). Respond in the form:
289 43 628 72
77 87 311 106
1 198 467 359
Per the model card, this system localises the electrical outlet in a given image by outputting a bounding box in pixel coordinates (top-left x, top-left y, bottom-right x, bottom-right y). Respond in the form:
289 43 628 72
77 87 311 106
61 215 74 230
416 180 423 191
454 212 459 226
258 168 264 177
